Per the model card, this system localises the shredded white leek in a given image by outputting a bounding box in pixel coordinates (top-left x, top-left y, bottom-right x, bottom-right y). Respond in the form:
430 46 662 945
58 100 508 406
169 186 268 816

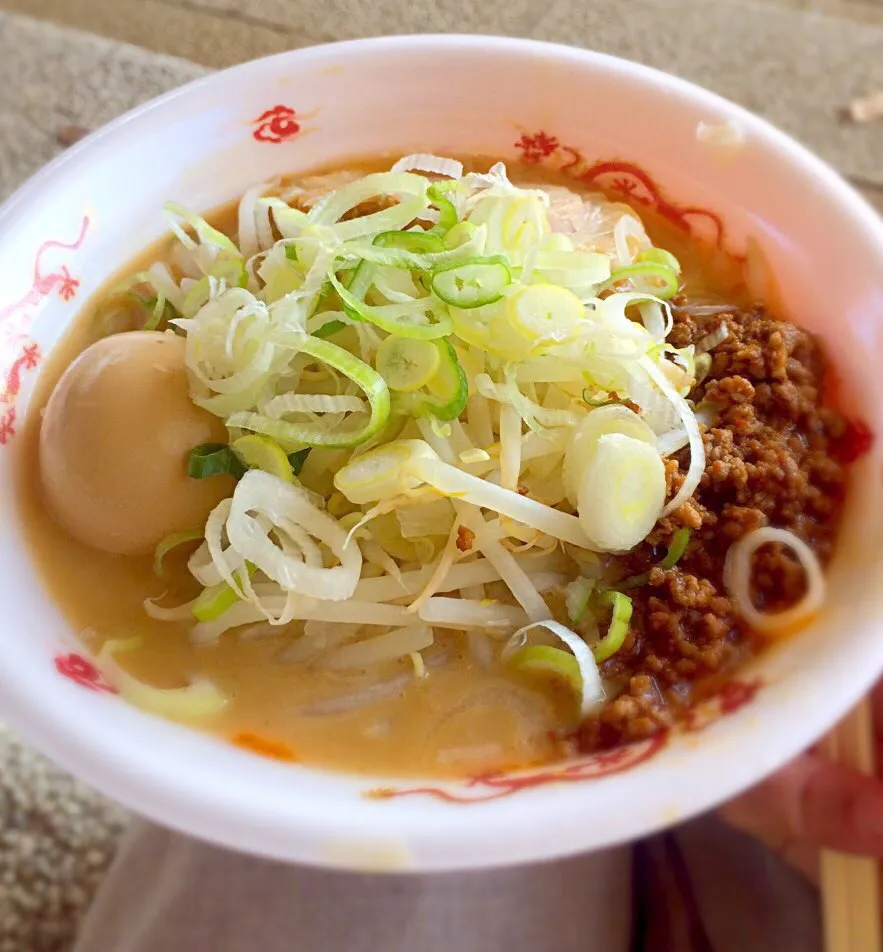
142 156 741 704
724 527 825 636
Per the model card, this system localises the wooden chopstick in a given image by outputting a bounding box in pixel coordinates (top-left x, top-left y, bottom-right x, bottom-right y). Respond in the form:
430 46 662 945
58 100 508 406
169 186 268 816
819 697 882 952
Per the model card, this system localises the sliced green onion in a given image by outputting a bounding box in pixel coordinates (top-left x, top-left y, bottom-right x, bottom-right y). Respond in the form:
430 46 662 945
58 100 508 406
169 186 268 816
188 443 246 480
506 283 584 344
165 202 241 257
374 231 445 254
376 335 441 392
330 273 452 340
592 591 633 662
637 247 682 275
288 448 310 476
427 181 459 236
443 221 477 250
181 277 212 319
334 439 437 505
507 645 582 693
192 580 240 623
694 352 713 383
565 577 595 624
616 527 693 590
607 263 679 300
575 433 666 553
415 339 468 421
285 245 298 261
153 529 203 577
99 638 227 720
142 295 176 331
502 619 603 717
431 257 511 309
232 434 295 483
312 319 346 339
210 258 249 288
660 527 692 569
227 335 390 448
346 261 376 301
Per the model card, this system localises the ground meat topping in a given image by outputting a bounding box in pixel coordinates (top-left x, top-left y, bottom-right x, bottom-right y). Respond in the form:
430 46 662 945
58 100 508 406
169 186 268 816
578 304 848 752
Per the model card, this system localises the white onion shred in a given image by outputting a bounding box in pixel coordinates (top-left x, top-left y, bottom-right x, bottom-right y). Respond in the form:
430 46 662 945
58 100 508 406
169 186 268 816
724 527 826 635
639 357 705 516
695 324 729 354
214 470 362 622
147 155 752 697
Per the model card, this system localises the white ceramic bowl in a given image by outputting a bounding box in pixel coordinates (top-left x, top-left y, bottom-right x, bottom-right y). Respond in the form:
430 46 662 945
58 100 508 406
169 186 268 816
1 35 882 873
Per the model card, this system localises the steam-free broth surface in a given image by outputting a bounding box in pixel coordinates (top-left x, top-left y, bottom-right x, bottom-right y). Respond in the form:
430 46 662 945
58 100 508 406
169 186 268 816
19 158 845 777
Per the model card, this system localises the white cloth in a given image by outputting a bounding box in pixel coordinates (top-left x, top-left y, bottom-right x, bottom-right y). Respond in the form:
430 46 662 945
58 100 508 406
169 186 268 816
74 815 822 951
74 820 633 952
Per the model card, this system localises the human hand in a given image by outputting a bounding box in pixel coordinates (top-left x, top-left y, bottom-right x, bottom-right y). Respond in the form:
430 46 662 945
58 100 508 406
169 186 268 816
719 686 883 883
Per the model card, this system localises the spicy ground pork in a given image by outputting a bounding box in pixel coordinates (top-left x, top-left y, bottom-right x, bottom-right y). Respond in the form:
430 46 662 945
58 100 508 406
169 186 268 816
578 303 849 751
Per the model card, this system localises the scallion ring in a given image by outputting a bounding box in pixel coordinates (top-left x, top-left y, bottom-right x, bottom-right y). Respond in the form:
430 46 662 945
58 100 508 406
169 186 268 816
592 591 633 662
431 257 511 309
606 263 679 300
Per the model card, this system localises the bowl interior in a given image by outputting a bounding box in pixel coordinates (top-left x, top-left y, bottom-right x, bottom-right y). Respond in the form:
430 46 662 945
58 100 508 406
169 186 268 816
0 36 882 871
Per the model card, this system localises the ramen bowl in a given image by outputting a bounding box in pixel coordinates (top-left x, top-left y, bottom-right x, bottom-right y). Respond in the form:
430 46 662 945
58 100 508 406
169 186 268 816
0 35 882 872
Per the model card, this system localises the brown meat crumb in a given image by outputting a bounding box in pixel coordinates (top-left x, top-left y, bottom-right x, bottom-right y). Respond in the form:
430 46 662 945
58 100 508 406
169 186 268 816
578 304 848 751
456 525 475 552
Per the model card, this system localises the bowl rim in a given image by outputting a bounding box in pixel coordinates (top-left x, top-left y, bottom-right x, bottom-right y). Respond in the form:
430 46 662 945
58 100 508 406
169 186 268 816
2 33 883 872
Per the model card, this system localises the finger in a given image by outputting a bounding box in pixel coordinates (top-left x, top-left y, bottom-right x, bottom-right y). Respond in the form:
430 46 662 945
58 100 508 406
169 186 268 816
720 751 883 859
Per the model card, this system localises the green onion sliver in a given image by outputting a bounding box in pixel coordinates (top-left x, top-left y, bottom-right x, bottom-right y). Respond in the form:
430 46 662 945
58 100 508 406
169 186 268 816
142 295 174 331
502 619 603 718
288 448 311 476
607 263 679 300
431 257 511 309
507 645 582 694
637 247 682 275
330 273 452 340
376 336 441 392
164 202 241 256
374 230 445 254
565 577 595 624
592 591 633 663
616 527 692 590
153 528 204 577
660 527 692 569
192 580 240 623
427 181 459 236
311 319 347 340
99 638 227 719
188 443 246 480
227 335 390 449
414 339 468 421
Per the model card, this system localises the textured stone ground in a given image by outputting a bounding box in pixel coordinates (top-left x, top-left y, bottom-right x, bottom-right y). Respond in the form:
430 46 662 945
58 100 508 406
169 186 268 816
0 1 881 948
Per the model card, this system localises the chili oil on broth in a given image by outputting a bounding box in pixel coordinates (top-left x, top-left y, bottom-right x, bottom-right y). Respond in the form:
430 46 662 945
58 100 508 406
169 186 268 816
18 158 751 778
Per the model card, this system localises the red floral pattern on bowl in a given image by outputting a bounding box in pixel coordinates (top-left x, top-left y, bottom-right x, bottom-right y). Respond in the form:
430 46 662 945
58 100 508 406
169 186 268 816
0 217 89 446
251 105 301 144
54 653 116 694
514 130 725 247
367 733 666 804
